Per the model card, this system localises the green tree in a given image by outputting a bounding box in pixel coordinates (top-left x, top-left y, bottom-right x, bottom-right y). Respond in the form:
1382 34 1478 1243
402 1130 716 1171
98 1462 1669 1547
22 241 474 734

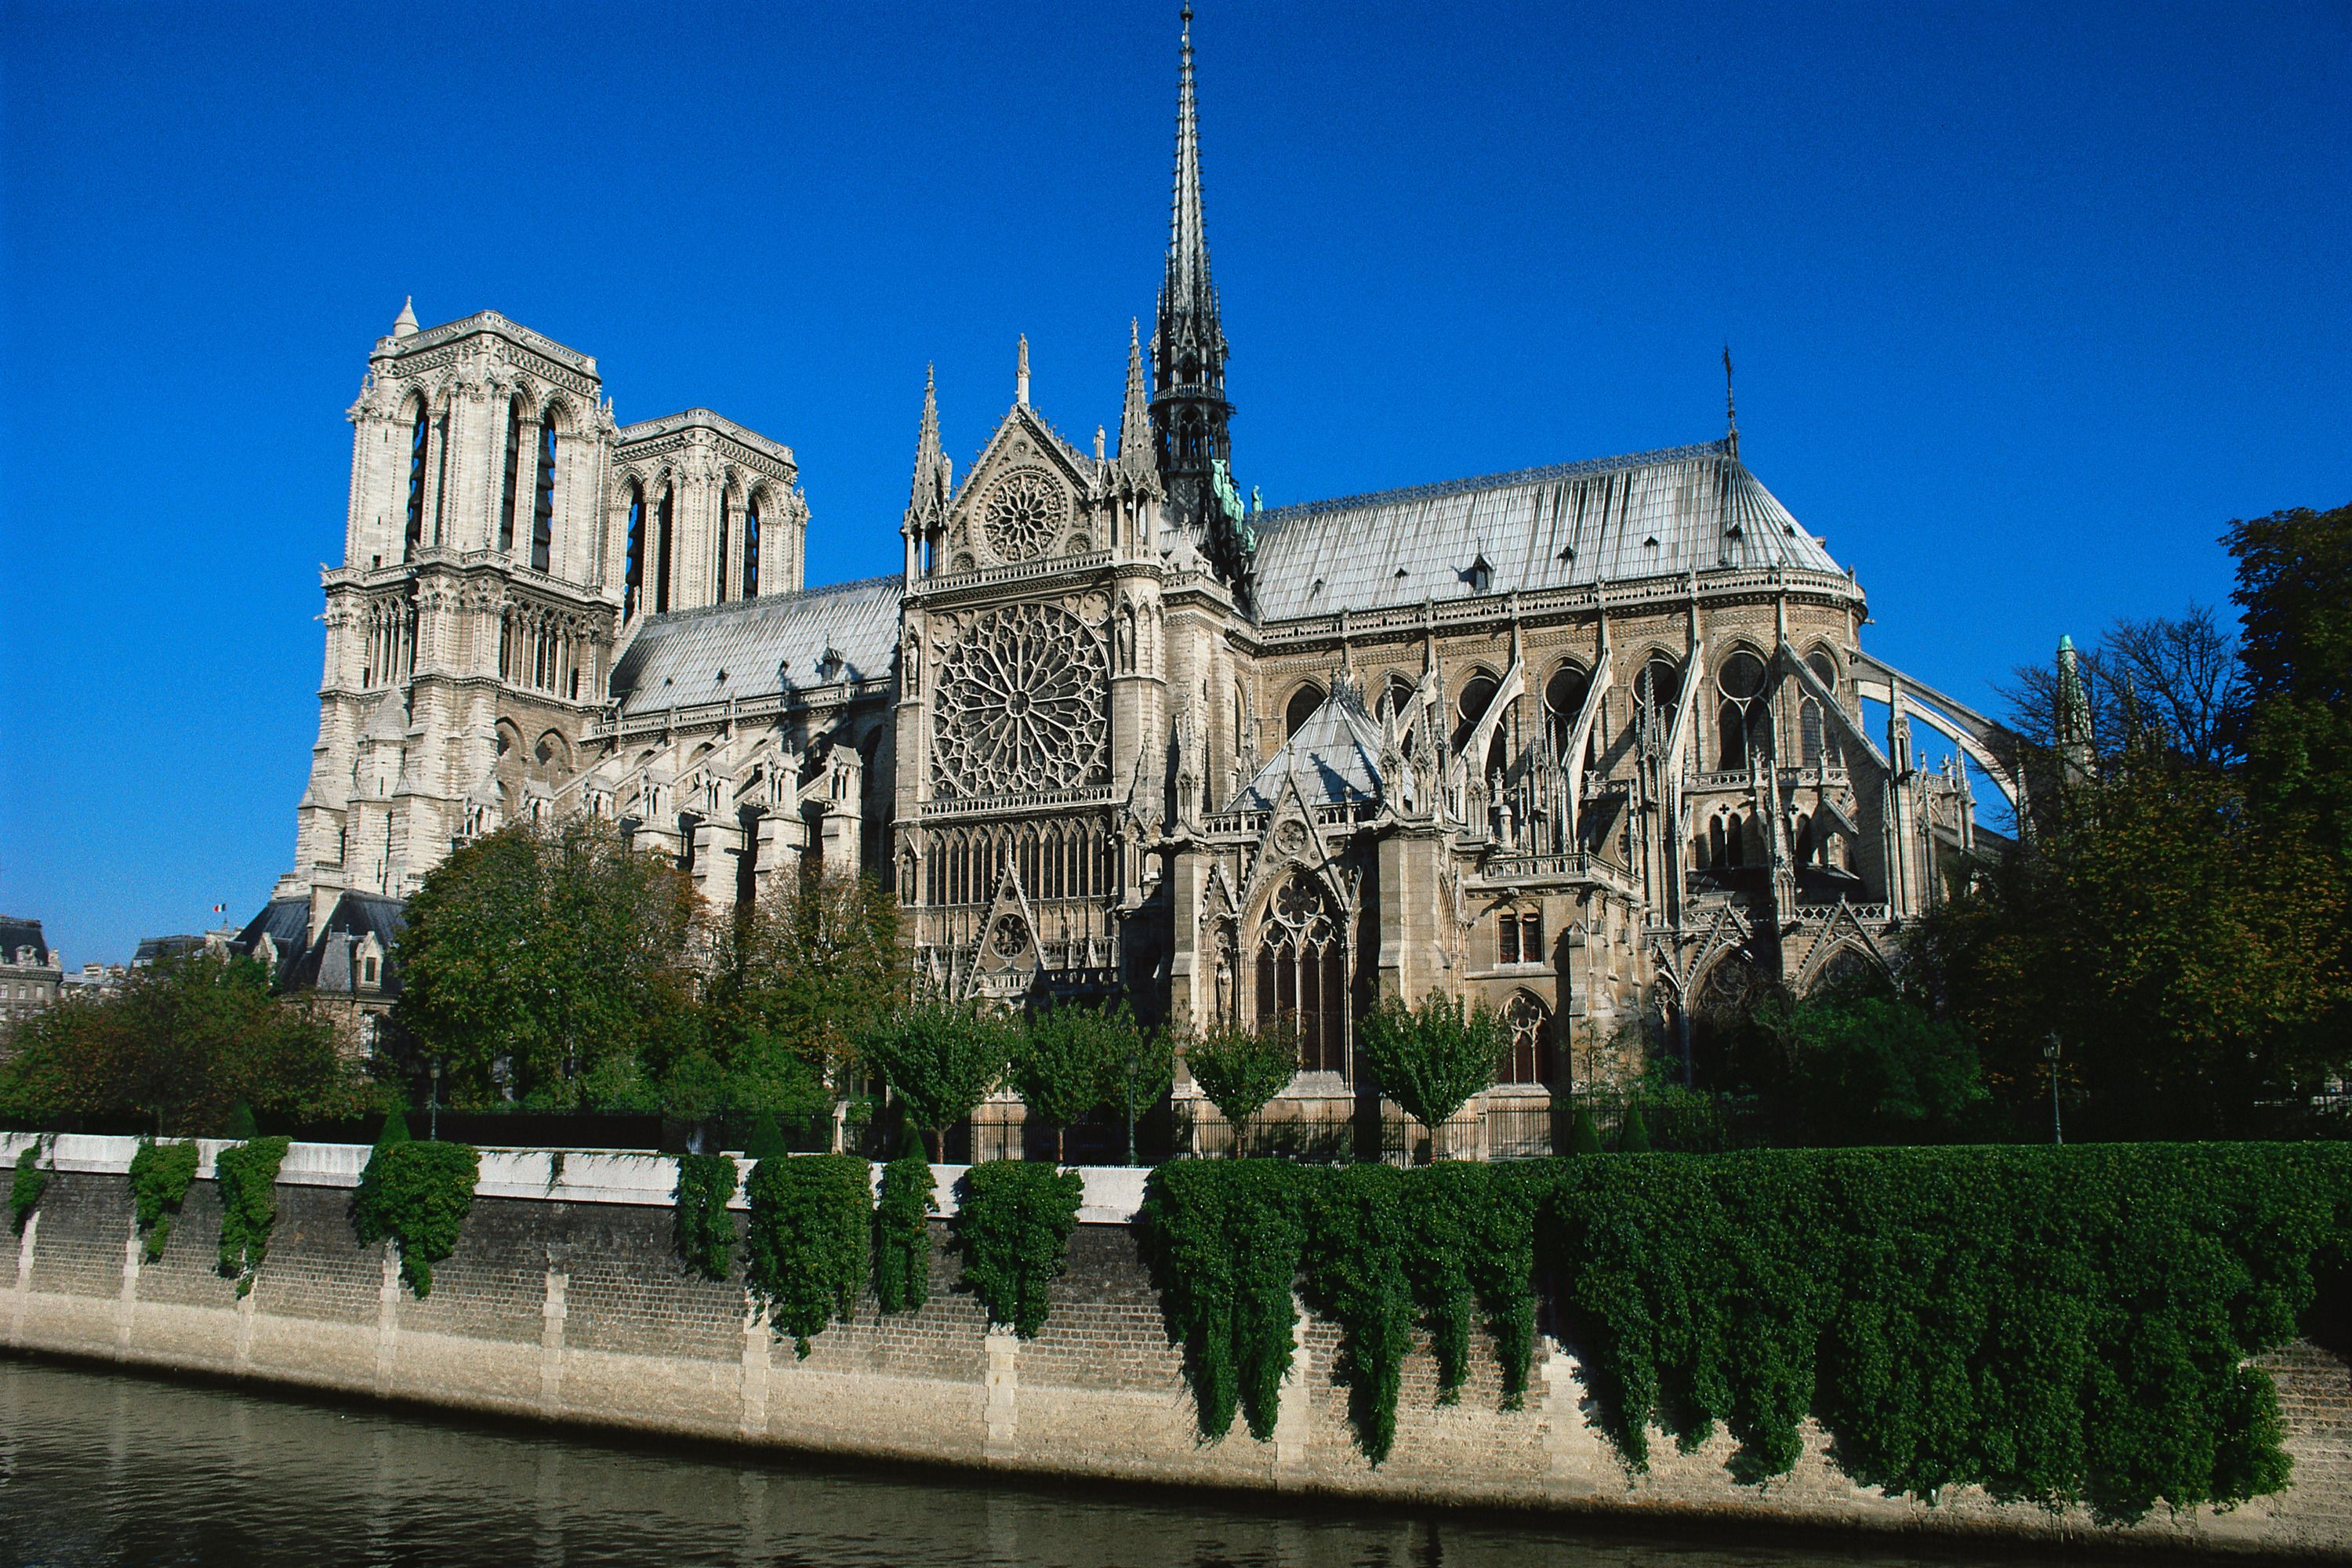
1184 1020 1296 1156
1011 1001 1148 1164
1355 993 1504 1161
394 817 702 1109
699 869 904 1127
1111 1023 1176 1167
862 998 1013 1160
1779 991 1986 1142
0 951 361 1134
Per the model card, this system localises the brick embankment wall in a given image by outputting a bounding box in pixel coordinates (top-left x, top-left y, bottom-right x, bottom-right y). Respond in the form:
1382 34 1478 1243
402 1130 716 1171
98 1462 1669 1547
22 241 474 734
5 1134 2349 1555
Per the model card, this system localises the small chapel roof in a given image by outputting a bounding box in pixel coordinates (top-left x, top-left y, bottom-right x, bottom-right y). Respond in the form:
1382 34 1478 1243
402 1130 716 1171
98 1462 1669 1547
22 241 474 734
609 575 904 718
1247 440 1845 621
1234 679 1385 809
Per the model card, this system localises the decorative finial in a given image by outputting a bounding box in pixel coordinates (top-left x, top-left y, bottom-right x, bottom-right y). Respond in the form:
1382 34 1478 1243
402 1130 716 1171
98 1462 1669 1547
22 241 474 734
393 296 419 339
1015 333 1030 408
1722 343 1738 459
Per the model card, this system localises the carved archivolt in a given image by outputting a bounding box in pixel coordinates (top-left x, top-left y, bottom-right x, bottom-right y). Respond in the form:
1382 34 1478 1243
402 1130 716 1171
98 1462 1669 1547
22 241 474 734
929 603 1109 799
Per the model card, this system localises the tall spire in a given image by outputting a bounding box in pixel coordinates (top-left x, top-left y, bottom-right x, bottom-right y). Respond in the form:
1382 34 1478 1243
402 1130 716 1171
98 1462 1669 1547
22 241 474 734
1150 3 1247 593
1722 343 1739 459
906 365 948 524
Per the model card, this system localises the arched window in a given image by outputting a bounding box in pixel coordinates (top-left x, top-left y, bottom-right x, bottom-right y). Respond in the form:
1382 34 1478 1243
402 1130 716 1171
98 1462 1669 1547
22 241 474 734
498 397 524 553
714 492 730 603
1637 655 1681 736
1284 683 1324 738
1254 873 1346 1075
403 404 428 559
1707 815 1728 869
655 487 674 614
1800 698 1825 767
1717 650 1768 769
623 483 646 620
744 497 760 601
531 419 557 574
1544 662 1589 755
1454 671 1500 753
1725 811 1748 868
1500 993 1554 1085
1804 650 1843 766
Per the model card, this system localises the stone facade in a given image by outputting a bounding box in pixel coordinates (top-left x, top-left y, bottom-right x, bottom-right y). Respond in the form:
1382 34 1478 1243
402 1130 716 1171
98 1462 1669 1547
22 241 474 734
0 917 62 1036
254 14 2030 1131
5 1134 2348 1555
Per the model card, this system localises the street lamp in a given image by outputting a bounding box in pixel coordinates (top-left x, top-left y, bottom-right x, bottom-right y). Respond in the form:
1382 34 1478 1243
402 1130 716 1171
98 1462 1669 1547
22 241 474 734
2042 1033 2063 1147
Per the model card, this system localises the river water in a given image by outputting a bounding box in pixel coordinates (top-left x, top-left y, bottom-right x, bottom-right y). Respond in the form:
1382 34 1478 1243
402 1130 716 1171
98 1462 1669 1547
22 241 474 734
0 1358 2061 1568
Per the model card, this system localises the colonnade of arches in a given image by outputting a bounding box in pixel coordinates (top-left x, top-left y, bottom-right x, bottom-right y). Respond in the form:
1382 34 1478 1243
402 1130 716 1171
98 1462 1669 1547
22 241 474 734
497 604 588 699
622 474 781 622
920 817 1119 908
395 387 573 572
358 597 417 689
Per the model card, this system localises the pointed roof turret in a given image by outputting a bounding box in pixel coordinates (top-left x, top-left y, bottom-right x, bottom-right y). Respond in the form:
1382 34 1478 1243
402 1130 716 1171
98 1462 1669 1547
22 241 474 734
905 365 949 529
1118 318 1152 475
392 296 419 338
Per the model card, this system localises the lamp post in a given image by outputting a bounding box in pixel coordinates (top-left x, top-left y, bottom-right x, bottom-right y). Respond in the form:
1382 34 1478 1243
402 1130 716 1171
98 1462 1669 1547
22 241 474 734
2043 1033 2063 1147
429 1058 442 1143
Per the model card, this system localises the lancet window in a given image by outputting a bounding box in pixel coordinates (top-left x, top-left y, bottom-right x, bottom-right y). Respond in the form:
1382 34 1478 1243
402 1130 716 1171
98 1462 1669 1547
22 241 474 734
1254 873 1346 1075
743 497 760 601
1544 662 1590 757
1284 682 1323 738
655 487 674 614
623 483 646 620
1717 649 1769 770
714 491 730 602
1499 993 1555 1085
402 405 428 559
531 419 556 573
498 396 524 553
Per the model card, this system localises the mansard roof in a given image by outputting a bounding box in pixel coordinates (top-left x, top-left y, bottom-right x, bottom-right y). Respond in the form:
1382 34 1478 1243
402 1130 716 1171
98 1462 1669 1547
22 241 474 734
609 575 903 718
1247 440 1846 621
0 916 49 967
1235 680 1385 809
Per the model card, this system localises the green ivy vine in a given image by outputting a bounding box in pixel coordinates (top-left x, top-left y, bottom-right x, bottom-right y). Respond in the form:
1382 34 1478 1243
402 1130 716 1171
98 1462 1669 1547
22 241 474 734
744 1153 870 1356
128 1138 200 1261
213 1135 292 1295
673 1152 739 1282
952 1160 1083 1339
873 1149 935 1314
350 1138 480 1297
1139 1160 1307 1443
11 1143 47 1234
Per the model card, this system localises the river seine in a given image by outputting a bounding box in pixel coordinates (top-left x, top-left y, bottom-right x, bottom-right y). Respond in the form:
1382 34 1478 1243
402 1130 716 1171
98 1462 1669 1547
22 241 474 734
2 1358 2076 1568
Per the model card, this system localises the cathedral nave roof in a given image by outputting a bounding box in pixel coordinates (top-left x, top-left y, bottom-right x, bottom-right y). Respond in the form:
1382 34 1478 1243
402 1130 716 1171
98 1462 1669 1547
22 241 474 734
608 575 903 719
1247 440 1845 621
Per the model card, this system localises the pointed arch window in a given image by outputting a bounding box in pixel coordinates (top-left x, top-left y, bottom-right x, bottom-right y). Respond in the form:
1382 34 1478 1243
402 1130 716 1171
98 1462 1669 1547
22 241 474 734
403 405 428 558
1716 650 1769 770
743 497 760 601
1544 662 1590 757
531 419 557 573
1254 873 1346 1075
1454 672 1501 753
1284 683 1324 738
1500 993 1555 1085
714 492 731 603
498 397 524 553
655 487 674 614
623 483 646 620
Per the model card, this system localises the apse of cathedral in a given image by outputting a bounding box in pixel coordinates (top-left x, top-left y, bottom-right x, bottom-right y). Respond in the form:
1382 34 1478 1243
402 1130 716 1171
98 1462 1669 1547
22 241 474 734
245 9 2012 1102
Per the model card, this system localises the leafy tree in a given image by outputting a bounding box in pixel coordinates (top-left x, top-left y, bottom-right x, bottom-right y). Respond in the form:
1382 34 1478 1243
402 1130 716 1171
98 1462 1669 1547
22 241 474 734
698 869 903 1125
1184 1020 1296 1156
1011 1002 1131 1164
1777 992 1986 1142
1355 993 1504 1160
861 997 1012 1160
0 951 361 1134
1110 1022 1177 1167
394 817 702 1110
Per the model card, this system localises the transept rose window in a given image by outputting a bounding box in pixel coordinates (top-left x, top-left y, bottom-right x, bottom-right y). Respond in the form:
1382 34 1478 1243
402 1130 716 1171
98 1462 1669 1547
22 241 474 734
982 469 1069 561
930 604 1109 799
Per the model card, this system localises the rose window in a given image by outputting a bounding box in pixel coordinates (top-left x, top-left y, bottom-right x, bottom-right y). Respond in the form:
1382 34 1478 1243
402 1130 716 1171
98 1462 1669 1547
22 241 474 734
931 604 1110 798
982 470 1068 561
991 916 1032 958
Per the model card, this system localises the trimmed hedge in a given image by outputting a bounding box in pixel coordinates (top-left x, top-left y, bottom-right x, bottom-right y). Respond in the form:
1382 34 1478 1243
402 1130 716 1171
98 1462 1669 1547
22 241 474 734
1141 1145 2352 1515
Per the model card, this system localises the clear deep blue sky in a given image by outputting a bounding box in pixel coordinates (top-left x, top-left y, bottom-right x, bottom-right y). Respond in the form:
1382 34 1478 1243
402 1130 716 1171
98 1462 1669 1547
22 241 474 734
2 2 2346 966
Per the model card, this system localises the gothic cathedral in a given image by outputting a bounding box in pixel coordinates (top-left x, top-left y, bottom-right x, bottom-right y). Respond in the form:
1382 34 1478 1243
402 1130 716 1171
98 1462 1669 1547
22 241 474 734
247 11 2008 1131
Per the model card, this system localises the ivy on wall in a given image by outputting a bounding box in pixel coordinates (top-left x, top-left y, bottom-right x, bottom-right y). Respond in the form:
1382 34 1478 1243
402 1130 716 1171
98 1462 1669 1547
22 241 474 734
213 1135 292 1296
873 1149 935 1314
1303 1164 1414 1462
673 1153 739 1282
1139 1160 1307 1443
350 1138 480 1298
11 1143 46 1234
744 1153 870 1356
953 1161 1083 1340
128 1139 199 1261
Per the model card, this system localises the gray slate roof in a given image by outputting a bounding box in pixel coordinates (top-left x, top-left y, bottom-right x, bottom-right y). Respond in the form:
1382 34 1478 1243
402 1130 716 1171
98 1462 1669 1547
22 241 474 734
1236 681 1385 808
1248 441 1843 621
610 575 904 717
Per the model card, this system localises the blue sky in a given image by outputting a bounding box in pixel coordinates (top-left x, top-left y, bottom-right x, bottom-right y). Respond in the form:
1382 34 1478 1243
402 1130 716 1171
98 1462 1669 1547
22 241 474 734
2 2 2346 965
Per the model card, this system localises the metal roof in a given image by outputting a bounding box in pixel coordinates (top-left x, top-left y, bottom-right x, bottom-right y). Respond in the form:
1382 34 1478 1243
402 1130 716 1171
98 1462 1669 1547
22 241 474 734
1247 441 1845 621
610 575 904 717
1236 681 1385 808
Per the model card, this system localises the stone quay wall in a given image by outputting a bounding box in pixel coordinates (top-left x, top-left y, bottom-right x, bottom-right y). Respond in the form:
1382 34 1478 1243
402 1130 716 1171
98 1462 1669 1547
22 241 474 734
5 1133 2348 1556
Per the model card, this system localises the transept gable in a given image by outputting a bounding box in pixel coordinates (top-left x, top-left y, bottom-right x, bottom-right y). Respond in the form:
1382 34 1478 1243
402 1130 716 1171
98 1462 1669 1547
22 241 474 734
941 404 1104 572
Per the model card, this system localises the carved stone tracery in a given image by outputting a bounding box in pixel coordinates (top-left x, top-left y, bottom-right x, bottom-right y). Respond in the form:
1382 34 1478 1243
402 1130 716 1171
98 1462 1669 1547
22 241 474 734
930 603 1109 799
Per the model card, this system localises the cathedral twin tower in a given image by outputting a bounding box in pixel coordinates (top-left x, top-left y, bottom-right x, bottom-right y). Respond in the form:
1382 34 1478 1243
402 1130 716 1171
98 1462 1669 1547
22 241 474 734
259 11 1989 1127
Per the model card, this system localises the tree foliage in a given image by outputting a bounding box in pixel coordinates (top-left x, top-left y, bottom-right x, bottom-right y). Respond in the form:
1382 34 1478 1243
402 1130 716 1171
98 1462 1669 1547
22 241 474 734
1183 1020 1296 1156
394 817 702 1110
0 952 361 1134
1011 1002 1140 1163
861 999 1011 1159
1355 993 1503 1152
